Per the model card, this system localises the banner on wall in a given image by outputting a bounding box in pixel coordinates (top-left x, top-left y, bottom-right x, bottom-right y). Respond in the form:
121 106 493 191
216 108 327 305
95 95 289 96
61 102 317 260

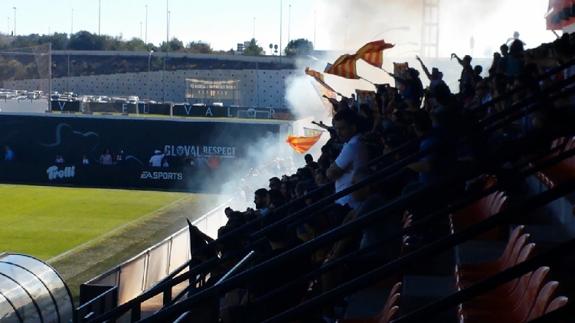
0 114 282 192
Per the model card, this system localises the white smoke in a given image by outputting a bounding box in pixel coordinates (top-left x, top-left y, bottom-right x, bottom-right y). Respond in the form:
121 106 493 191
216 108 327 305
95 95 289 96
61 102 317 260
211 131 297 212
205 0 557 218
284 0 556 105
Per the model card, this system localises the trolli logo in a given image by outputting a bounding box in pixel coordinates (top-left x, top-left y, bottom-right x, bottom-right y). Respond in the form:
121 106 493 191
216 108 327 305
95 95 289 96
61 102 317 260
47 166 76 180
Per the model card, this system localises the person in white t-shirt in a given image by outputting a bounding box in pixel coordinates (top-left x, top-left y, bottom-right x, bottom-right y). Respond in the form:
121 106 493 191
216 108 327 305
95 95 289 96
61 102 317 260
326 109 369 209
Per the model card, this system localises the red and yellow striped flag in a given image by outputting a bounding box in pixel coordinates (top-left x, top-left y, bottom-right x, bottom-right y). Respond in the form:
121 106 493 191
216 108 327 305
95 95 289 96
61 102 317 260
305 67 338 94
305 67 324 82
356 40 394 68
286 134 322 154
325 54 359 79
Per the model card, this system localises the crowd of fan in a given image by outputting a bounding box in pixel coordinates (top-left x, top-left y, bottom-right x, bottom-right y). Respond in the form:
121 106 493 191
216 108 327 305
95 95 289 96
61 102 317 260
190 33 575 322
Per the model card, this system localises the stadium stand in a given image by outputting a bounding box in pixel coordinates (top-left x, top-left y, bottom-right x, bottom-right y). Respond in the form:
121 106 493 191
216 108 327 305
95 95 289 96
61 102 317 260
77 32 575 323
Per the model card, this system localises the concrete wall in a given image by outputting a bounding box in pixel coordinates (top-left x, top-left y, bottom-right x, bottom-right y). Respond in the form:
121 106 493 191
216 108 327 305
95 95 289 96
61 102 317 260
4 68 297 108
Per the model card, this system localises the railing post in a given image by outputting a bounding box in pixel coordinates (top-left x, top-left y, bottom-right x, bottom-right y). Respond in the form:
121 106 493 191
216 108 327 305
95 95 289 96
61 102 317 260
130 303 141 322
163 285 173 306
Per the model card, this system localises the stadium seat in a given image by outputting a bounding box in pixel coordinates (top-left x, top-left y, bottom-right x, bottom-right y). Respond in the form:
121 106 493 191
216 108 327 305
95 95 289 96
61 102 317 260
401 212 414 252
460 266 550 323
456 233 531 289
338 282 402 323
456 225 524 275
526 281 559 321
457 244 538 316
537 136 575 188
545 296 569 313
451 191 508 240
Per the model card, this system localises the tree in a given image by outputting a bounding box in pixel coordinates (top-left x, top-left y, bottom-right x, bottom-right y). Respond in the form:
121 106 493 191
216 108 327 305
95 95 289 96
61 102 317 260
243 38 264 56
68 31 105 50
45 33 69 50
160 38 184 52
284 38 314 57
124 38 149 51
186 41 212 54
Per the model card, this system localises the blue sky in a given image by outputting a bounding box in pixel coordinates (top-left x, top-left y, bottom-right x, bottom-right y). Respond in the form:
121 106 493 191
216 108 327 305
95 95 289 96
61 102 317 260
1 0 319 52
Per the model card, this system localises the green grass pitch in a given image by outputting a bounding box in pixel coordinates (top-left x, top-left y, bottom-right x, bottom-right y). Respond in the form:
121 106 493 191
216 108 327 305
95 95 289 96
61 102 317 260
0 184 188 260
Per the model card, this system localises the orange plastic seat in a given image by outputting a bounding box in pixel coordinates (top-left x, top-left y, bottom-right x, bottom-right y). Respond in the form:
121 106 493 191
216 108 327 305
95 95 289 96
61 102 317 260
526 281 559 321
451 191 507 239
457 233 530 289
338 282 402 323
458 244 537 312
460 266 549 323
545 296 568 313
538 136 575 188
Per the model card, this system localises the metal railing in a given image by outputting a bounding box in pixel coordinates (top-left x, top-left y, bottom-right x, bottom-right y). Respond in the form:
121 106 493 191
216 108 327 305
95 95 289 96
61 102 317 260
76 200 231 321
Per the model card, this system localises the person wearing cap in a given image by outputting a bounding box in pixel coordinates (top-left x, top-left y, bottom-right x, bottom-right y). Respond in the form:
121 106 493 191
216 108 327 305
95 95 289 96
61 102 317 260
416 55 446 91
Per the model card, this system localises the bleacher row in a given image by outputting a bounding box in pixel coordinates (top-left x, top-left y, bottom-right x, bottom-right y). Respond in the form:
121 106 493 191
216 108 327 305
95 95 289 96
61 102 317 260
78 42 575 322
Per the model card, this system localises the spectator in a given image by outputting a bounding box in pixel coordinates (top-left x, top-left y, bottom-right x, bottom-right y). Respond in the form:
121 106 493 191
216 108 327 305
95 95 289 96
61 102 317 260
405 111 456 193
82 155 90 165
267 189 286 209
243 227 311 322
351 167 402 260
304 154 318 170
149 149 164 167
55 154 65 164
254 188 269 216
3 145 15 162
415 56 446 92
218 210 247 259
327 109 369 209
489 52 503 77
387 68 424 108
474 65 484 83
269 177 281 191
506 39 525 79
279 180 292 201
115 150 125 163
100 149 114 165
451 53 476 101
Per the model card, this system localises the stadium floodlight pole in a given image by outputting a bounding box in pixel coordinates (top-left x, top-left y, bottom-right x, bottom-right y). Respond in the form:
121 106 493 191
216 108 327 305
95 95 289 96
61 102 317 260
163 0 169 103
48 43 52 112
98 0 101 35
166 0 169 43
279 0 283 58
288 2 291 43
71 8 74 35
12 7 16 36
148 50 154 102
145 4 148 43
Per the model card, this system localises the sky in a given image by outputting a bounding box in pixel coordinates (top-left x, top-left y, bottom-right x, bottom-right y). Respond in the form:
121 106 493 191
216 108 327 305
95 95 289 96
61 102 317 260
0 0 320 54
0 0 556 56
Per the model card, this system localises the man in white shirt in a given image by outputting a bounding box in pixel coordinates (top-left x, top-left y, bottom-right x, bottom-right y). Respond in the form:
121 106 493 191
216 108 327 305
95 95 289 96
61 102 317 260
326 109 369 209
